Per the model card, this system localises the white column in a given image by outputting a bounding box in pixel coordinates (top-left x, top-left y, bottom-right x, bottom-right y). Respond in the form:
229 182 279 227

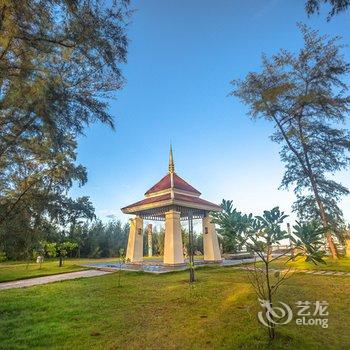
147 224 153 257
126 216 143 263
346 239 350 258
203 215 222 262
164 210 184 265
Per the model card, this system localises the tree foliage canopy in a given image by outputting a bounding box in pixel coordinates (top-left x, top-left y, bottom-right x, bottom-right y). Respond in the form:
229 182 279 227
306 0 350 19
231 25 350 233
0 0 130 249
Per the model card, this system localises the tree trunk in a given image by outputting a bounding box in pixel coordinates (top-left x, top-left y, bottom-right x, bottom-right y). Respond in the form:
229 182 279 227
265 260 275 339
271 107 338 259
296 116 338 259
325 232 338 259
310 182 338 259
345 239 350 257
188 212 195 283
59 255 63 267
267 246 272 262
287 223 295 261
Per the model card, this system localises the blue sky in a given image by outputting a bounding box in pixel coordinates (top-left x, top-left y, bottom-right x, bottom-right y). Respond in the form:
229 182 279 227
71 0 350 226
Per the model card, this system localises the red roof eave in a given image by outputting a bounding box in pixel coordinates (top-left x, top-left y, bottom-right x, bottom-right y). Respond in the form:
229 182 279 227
121 193 221 214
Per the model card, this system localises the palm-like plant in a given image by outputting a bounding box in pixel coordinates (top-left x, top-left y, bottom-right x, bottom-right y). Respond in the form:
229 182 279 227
291 221 326 264
254 207 289 261
212 200 327 340
211 200 253 252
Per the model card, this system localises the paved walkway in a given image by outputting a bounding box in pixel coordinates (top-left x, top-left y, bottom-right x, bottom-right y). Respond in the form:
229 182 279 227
0 270 111 291
1 263 348 292
232 266 350 277
86 257 259 274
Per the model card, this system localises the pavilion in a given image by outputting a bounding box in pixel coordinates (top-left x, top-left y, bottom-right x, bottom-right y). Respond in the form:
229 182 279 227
121 147 222 265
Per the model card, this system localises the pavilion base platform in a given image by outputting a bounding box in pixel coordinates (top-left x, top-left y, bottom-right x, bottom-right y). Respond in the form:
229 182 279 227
84 256 259 274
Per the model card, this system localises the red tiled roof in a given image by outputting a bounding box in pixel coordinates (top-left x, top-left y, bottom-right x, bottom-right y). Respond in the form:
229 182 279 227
122 193 171 210
144 173 201 196
121 192 221 212
174 193 222 210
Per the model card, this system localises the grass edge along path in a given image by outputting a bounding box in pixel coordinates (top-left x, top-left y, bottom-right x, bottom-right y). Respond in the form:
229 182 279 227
0 270 111 291
254 256 350 273
0 258 118 283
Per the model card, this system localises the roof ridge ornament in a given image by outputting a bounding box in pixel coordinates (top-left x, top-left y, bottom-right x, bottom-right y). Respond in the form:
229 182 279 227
169 144 175 174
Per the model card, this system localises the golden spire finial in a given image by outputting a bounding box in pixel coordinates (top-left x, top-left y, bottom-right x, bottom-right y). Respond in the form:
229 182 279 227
169 144 175 174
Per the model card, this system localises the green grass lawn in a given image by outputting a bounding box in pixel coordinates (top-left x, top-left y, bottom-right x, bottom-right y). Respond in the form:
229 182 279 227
259 256 350 272
0 258 118 283
0 266 349 349
0 256 205 283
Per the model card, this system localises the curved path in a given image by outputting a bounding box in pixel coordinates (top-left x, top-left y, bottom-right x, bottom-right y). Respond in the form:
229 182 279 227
233 265 350 276
1 263 349 292
0 270 111 291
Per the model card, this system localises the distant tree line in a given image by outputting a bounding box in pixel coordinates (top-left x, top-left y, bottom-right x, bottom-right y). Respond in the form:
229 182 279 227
0 218 130 261
143 226 204 257
0 217 210 261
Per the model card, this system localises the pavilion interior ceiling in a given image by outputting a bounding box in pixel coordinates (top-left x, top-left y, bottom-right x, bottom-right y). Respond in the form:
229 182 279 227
134 205 208 221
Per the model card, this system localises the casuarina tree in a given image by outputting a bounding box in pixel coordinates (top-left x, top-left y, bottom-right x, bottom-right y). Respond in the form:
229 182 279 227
305 0 350 19
0 1 130 228
231 25 350 258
